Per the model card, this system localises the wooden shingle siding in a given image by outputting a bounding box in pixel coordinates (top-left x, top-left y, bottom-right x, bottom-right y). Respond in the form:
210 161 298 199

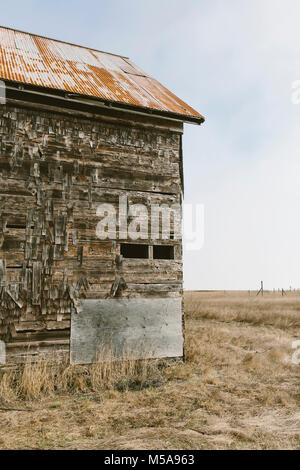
0 101 184 363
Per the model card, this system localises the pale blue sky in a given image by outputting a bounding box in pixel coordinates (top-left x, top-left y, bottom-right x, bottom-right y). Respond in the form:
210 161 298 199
1 0 300 290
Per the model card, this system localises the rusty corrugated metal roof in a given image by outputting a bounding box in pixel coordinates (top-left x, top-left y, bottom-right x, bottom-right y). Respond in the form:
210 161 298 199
0 26 204 122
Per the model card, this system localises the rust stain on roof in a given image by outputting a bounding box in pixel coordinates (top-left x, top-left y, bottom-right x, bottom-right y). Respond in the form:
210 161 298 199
0 26 204 122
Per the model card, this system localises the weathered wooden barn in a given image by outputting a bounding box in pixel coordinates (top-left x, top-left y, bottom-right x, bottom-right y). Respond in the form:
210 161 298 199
0 26 204 364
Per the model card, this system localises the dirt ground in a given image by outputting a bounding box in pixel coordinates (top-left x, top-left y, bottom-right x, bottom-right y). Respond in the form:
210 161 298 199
1 290 300 450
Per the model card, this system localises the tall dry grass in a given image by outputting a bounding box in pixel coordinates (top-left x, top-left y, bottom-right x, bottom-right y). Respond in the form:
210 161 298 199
1 291 300 449
0 345 166 402
185 290 300 329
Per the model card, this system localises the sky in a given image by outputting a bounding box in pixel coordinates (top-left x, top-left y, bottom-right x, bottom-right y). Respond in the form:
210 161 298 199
1 0 300 290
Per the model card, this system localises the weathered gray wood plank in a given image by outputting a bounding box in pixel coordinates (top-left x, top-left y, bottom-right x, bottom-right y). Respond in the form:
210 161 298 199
70 298 183 364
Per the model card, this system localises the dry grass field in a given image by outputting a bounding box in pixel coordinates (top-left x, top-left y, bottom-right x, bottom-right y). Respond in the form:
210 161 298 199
1 290 300 450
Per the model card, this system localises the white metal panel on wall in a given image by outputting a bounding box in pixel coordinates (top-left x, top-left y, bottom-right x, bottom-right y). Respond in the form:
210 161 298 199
70 298 183 364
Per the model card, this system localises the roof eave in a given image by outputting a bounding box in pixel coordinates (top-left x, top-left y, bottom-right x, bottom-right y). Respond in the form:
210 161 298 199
65 91 205 125
3 79 205 125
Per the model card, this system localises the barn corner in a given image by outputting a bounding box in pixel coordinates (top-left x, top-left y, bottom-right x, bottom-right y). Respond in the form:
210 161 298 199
0 26 204 365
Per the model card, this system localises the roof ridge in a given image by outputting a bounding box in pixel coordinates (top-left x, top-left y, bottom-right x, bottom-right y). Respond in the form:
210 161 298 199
0 24 129 60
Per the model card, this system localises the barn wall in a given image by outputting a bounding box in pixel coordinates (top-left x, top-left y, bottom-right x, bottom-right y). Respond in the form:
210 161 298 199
0 101 184 363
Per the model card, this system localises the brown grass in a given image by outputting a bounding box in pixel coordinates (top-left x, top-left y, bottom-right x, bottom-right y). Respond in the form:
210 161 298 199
0 346 166 401
185 290 300 329
1 290 300 450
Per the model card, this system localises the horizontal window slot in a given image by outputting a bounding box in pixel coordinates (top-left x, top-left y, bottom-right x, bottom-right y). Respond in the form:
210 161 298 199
153 245 174 260
6 225 26 230
120 244 149 259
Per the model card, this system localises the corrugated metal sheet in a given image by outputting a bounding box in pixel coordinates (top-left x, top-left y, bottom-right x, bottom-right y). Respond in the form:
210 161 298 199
0 26 204 122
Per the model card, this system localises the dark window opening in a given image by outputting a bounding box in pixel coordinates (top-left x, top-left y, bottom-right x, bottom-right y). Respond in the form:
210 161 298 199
6 224 26 230
120 243 149 259
153 245 174 260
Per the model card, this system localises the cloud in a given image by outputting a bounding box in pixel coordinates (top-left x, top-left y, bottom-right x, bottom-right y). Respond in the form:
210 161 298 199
179 0 300 289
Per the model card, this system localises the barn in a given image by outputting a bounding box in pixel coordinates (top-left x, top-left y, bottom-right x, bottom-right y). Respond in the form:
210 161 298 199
0 26 204 364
